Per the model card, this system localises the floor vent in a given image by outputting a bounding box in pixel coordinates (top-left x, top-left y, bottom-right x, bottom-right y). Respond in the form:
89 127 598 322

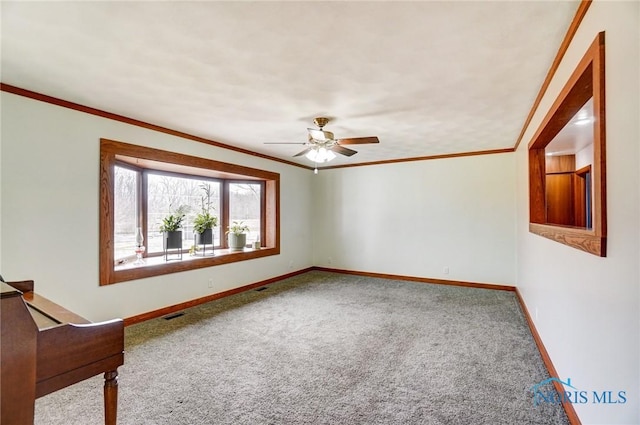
255 287 268 292
164 312 185 320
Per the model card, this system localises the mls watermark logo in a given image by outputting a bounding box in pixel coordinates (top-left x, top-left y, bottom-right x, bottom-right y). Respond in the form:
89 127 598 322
530 377 627 406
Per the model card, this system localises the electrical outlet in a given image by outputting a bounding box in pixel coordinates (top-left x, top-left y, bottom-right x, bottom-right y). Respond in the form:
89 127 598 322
208 278 214 288
288 260 294 269
327 257 332 265
443 267 449 275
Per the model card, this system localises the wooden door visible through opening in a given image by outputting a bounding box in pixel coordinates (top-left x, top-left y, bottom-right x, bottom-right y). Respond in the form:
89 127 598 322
546 173 575 226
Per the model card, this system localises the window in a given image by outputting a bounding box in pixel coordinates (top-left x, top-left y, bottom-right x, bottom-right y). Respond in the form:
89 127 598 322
145 173 222 254
229 182 262 246
101 139 280 285
114 165 140 261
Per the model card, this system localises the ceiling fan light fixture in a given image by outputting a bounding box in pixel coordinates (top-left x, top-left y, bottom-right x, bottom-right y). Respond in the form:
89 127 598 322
264 116 378 166
305 146 336 163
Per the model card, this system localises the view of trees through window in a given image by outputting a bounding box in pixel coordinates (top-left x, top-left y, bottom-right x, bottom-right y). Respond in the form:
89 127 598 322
229 183 261 245
147 173 222 254
114 165 265 260
114 166 139 260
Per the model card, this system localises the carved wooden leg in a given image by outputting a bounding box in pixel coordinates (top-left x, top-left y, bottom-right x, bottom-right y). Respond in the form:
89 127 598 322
104 370 119 425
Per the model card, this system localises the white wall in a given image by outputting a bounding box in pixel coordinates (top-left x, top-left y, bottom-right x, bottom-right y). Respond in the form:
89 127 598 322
312 153 517 286
516 1 639 424
575 142 594 170
0 92 314 322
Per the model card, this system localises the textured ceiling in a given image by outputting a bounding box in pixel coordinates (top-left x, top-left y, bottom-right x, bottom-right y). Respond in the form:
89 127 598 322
1 1 579 167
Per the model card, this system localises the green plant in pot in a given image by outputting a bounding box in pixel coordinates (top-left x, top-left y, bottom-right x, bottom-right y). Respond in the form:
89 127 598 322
226 221 250 252
159 205 189 252
193 184 218 246
193 211 218 244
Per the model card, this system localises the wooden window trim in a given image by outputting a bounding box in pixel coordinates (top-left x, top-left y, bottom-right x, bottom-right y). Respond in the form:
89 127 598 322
528 32 606 257
100 139 280 285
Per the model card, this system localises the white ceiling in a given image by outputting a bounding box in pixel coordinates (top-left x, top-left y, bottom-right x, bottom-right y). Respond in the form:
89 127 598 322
1 1 579 168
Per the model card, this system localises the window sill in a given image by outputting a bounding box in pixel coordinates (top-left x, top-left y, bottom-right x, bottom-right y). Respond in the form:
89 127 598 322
529 223 605 257
103 246 279 285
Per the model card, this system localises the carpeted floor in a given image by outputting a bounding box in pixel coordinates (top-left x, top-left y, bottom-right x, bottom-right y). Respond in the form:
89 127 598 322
35 271 569 424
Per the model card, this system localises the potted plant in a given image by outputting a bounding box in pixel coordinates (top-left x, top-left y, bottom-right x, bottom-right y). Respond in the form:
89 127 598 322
194 211 218 245
226 221 250 252
159 205 189 253
193 184 218 246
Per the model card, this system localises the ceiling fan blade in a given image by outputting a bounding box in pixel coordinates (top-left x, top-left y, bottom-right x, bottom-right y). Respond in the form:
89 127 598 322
293 147 313 157
308 128 334 141
331 145 358 157
336 136 380 145
264 142 307 145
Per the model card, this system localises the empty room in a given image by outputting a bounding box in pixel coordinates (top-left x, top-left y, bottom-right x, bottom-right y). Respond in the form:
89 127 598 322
1 1 638 424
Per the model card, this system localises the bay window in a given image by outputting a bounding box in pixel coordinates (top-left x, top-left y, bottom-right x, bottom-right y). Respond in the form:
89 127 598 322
100 139 280 285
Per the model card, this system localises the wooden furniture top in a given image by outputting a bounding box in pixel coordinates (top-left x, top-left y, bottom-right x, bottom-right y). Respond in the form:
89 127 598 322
1 279 124 425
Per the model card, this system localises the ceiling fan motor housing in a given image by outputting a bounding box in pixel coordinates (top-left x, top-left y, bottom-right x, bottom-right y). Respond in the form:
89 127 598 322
313 117 330 128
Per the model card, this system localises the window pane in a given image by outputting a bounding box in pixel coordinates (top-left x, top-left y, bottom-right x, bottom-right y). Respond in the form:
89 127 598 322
229 183 261 245
114 166 139 260
147 173 221 253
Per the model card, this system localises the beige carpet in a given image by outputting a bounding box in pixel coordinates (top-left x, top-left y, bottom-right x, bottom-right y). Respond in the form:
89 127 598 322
35 271 569 424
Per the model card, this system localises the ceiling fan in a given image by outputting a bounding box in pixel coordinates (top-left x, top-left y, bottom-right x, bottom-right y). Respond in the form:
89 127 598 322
265 117 380 172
